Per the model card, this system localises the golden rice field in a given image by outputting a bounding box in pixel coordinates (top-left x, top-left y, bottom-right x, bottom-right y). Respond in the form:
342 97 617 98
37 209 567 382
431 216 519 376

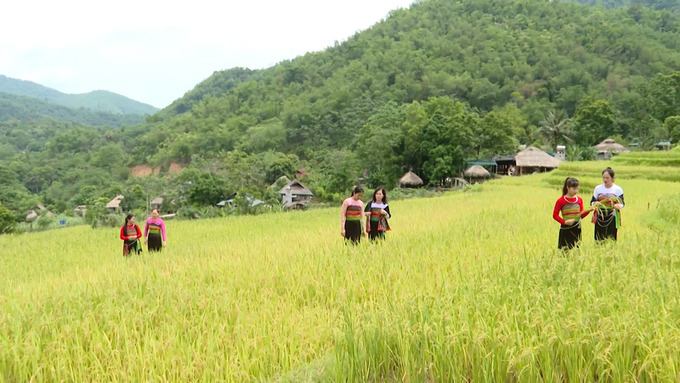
2 168 680 382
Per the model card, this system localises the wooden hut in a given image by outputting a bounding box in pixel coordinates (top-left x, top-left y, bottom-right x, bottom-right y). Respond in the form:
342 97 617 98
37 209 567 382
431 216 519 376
656 141 672 151
74 205 87 217
463 165 491 184
25 205 53 222
279 180 313 209
594 139 630 160
150 196 164 211
514 147 561 175
106 195 124 212
398 171 424 188
466 159 497 175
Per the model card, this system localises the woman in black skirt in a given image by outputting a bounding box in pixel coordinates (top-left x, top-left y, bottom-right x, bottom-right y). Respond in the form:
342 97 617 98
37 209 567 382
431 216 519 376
591 167 625 242
341 186 366 244
552 177 591 250
144 209 167 252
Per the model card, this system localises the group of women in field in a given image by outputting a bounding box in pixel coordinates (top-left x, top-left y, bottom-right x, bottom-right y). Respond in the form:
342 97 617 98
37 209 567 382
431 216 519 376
341 186 391 244
119 167 623 255
553 167 625 250
120 209 167 256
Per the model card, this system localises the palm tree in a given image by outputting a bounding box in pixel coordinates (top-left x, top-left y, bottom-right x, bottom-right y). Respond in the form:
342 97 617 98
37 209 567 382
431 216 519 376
538 111 574 151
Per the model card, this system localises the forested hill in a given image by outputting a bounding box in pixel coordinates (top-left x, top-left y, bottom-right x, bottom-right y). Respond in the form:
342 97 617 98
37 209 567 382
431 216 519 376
150 68 258 122
0 0 679 221
0 92 148 127
564 0 679 12
135 0 679 166
0 75 158 115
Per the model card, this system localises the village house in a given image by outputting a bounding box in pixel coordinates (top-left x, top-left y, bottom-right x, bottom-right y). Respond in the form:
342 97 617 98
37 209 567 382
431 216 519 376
398 171 424 188
279 180 313 210
514 146 562 175
150 196 164 211
74 205 87 217
106 195 124 213
463 165 491 184
594 138 630 160
25 205 53 222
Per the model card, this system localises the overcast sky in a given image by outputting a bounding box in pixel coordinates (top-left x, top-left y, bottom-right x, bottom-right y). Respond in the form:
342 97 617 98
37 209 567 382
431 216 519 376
0 0 414 108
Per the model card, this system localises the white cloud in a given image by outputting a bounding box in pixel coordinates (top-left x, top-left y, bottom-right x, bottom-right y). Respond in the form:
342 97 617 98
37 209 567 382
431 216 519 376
0 0 414 107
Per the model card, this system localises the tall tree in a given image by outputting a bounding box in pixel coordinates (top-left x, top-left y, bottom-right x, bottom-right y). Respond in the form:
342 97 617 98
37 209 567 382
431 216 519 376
574 99 617 145
538 111 574 150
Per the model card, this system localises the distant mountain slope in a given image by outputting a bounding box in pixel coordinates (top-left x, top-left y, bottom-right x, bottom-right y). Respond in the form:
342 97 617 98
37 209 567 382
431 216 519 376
0 92 147 127
0 75 158 115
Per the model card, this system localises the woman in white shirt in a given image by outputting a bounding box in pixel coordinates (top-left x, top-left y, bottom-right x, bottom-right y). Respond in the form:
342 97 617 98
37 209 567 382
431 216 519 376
364 188 391 241
591 167 625 242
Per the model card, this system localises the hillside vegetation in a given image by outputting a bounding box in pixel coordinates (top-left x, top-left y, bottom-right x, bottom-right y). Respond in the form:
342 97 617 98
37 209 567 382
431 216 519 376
565 0 680 12
0 0 679 221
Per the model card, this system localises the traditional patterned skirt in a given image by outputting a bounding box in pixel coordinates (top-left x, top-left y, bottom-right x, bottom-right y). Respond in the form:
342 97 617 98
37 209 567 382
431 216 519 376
558 222 582 250
368 219 385 240
147 233 162 252
123 240 142 257
594 210 618 242
344 220 362 244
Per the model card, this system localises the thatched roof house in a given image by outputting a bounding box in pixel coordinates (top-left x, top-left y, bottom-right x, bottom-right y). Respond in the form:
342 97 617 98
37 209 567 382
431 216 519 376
74 205 87 217
514 147 561 175
595 139 630 160
464 165 491 179
279 180 313 197
399 171 424 188
150 196 164 210
280 180 313 208
106 195 124 211
25 205 53 221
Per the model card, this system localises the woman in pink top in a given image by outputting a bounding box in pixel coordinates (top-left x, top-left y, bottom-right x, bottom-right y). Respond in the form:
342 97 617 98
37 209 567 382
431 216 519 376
340 186 366 244
144 209 167 252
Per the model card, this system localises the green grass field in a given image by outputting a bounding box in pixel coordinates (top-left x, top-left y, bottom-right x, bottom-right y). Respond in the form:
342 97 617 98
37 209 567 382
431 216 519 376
2 168 680 381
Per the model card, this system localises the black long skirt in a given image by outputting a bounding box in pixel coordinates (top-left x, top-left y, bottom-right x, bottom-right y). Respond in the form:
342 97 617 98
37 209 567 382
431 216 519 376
123 240 142 257
148 233 162 252
368 220 385 241
558 223 581 250
594 211 617 242
344 220 362 244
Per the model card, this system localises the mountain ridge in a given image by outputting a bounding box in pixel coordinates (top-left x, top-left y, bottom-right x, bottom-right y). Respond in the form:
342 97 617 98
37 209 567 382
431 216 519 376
0 92 148 127
0 75 158 115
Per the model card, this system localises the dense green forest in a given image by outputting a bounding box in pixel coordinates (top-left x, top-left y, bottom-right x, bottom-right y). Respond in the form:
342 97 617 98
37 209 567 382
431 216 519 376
0 75 158 115
1 0 679 225
564 0 680 12
0 92 148 127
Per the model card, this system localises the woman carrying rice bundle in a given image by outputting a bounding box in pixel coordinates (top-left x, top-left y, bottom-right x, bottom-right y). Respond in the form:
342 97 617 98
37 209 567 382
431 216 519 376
591 167 625 242
341 186 366 244
553 177 591 250
120 214 142 257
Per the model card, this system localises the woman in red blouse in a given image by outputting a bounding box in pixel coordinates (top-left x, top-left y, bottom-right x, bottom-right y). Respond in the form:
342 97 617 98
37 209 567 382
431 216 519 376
120 214 143 257
552 178 591 250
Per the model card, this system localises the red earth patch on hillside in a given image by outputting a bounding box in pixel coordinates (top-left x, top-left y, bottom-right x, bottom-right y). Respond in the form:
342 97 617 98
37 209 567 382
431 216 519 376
130 162 184 178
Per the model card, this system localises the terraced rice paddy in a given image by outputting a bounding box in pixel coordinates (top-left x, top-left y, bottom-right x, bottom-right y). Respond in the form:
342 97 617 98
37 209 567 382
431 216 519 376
2 164 680 381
